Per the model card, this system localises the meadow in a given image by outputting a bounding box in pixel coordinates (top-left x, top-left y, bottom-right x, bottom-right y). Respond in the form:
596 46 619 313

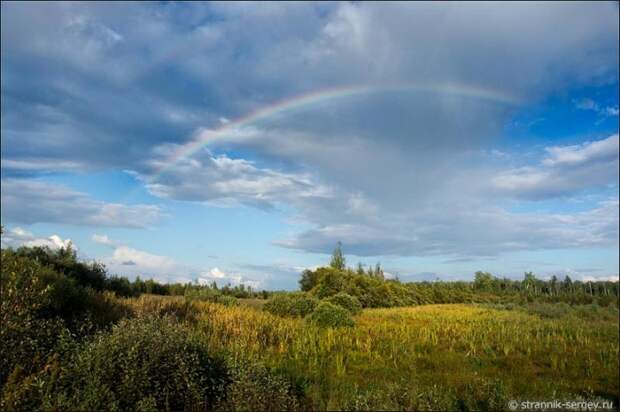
1 243 618 411
126 295 619 411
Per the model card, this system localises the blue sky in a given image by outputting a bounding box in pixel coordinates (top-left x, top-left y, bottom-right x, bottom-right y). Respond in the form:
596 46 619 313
1 2 618 289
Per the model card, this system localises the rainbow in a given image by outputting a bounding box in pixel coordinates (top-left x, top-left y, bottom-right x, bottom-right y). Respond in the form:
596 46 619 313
153 82 520 178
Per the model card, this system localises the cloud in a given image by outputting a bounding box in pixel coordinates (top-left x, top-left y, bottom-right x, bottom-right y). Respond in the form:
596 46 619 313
1 179 165 228
1 227 73 250
574 98 619 117
198 267 262 289
140 148 331 210
92 233 263 287
492 134 619 200
2 2 618 263
2 2 618 176
91 234 117 246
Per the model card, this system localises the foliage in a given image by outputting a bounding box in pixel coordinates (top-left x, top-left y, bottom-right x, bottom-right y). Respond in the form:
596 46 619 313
0 251 66 387
305 302 354 327
325 292 362 315
195 301 619 410
45 316 230 411
263 293 319 317
216 359 302 411
329 242 346 270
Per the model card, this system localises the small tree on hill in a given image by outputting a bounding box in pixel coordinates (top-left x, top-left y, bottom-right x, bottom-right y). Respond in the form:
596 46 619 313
329 242 346 270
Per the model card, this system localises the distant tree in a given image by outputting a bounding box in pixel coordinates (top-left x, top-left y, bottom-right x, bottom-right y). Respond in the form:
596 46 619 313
374 263 384 280
523 272 538 294
329 242 346 270
356 262 365 276
474 271 493 290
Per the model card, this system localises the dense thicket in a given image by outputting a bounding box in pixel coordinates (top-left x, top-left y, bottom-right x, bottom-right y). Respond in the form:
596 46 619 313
0 246 300 411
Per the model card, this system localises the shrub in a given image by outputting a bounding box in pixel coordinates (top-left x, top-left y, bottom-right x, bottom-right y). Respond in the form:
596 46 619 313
51 316 230 411
305 302 354 327
325 292 362 315
263 293 318 317
0 252 69 386
309 268 345 298
216 359 302 411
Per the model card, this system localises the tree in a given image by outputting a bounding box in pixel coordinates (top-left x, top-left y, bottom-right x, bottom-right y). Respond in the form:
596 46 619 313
329 242 346 270
474 271 493 290
373 263 384 280
299 269 320 292
356 262 365 276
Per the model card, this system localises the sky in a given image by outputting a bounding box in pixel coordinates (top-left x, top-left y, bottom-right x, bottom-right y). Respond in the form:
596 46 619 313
1 1 619 290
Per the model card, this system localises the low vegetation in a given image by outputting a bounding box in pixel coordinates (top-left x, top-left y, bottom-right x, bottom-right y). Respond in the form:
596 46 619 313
1 241 618 411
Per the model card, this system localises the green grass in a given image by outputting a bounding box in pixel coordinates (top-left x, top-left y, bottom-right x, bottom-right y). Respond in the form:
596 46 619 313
149 297 619 410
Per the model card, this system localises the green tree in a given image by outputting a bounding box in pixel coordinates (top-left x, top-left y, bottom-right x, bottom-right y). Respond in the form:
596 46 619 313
474 271 493 290
329 242 346 270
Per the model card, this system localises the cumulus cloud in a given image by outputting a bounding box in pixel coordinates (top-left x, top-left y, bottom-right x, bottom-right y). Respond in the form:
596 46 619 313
91 234 263 287
140 147 331 210
492 135 619 200
1 227 74 250
1 179 165 228
2 2 618 263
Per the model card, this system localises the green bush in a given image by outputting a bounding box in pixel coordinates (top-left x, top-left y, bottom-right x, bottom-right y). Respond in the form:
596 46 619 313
216 359 302 411
0 252 69 387
51 316 230 411
305 302 354 327
263 293 318 317
325 292 362 315
216 295 240 307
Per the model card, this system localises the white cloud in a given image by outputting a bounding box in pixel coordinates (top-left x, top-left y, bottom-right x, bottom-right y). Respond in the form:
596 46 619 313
91 234 117 246
1 227 74 250
198 267 262 289
543 134 619 167
493 135 619 200
141 148 332 210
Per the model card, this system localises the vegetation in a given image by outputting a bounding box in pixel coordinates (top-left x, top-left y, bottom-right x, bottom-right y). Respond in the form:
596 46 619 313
1 241 618 411
263 293 319 318
305 301 354 327
325 292 363 315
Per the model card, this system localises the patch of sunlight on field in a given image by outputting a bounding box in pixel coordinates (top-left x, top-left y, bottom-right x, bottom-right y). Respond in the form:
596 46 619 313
125 296 619 410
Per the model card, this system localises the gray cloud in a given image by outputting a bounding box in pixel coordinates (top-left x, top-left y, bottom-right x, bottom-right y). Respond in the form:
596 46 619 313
2 2 618 175
1 179 165 228
2 2 618 260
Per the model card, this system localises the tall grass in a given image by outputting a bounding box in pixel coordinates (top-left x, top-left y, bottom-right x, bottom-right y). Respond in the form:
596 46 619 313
124 296 618 410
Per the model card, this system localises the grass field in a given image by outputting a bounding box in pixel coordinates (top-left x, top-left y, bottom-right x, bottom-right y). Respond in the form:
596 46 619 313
127 295 620 410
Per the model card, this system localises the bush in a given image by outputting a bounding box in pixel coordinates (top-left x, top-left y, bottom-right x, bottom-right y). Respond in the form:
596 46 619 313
325 292 362 315
309 268 345 299
263 293 318 317
216 359 302 411
49 316 230 411
0 251 72 386
305 302 354 327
